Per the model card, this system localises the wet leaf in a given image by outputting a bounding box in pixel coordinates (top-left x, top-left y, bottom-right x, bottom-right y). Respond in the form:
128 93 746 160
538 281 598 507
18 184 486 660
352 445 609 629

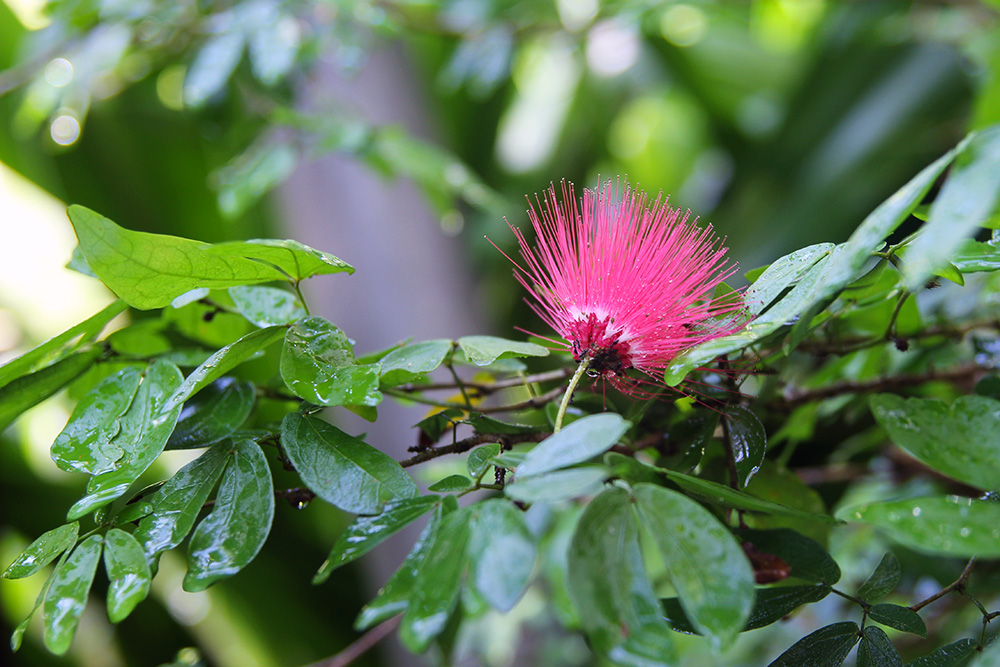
468 499 536 612
428 475 472 492
505 466 609 503
2 523 79 580
662 584 830 634
738 528 841 585
767 621 860 667
857 553 901 602
167 377 255 449
952 240 1000 273
206 238 352 282
0 349 101 432
467 443 502 478
228 285 305 327
11 550 68 652
457 335 548 366
746 243 836 316
43 535 103 655
515 413 629 478
858 626 903 667
868 603 926 637
280 317 381 407
724 405 766 488
379 339 452 387
102 529 151 623
909 638 978 666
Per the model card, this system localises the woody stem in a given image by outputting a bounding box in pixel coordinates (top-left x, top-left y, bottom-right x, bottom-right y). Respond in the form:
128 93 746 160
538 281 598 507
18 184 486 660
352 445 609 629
555 359 590 433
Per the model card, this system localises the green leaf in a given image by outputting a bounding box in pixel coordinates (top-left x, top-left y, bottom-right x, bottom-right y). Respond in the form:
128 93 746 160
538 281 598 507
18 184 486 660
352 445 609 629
167 378 254 450
206 238 353 282
428 474 472 492
68 206 287 310
567 487 670 657
738 528 841 585
0 349 101 432
355 506 442 630
505 466 609 503
468 499 536 612
903 128 1000 290
280 317 381 407
379 339 452 387
871 394 1000 491
0 300 126 391
857 553 901 602
183 30 244 107
467 414 537 435
634 484 754 648
133 444 229 558
313 496 440 584
228 285 306 327
467 443 502 478
858 626 903 667
2 523 79 580
745 243 836 316
662 584 830 634
909 638 978 667
933 262 965 286
68 360 185 520
516 413 629 478
952 240 1000 273
43 535 103 655
725 406 766 488
11 550 68 652
457 335 548 366
869 603 926 637
768 621 860 667
841 496 1000 557
399 507 473 653
280 413 416 514
247 12 299 84
161 326 285 415
102 529 151 623
184 440 274 591
51 366 142 475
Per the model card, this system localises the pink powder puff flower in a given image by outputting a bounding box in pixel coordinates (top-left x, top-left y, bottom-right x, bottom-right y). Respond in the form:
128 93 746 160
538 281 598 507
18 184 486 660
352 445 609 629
499 180 748 393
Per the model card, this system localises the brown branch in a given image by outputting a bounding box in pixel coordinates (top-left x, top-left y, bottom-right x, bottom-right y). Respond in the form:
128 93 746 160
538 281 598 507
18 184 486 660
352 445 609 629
794 318 998 357
393 368 572 395
307 615 401 667
910 558 977 612
399 431 548 468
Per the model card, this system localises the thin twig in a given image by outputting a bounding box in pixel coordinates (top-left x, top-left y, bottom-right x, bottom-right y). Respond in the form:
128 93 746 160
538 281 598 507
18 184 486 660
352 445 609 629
308 615 401 667
384 385 565 415
399 431 548 468
393 368 572 394
910 558 976 612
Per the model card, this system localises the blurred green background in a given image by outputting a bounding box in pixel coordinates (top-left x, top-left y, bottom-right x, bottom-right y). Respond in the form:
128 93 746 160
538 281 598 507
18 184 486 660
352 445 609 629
1 0 998 665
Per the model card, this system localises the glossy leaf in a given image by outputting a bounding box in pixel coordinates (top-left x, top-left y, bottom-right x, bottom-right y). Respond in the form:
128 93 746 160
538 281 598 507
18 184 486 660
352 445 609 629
68 360 185 520
516 413 629 478
427 475 472 492
280 317 381 407
379 339 452 387
281 413 417 514
903 127 1000 290
162 326 285 415
11 551 67 652
0 349 101 433
206 238 353 282
228 285 305 327
858 626 903 667
43 535 103 655
725 405 766 488
857 552 901 602
869 603 926 637
746 243 836 316
51 366 141 474
952 240 1000 273
467 443 503 478
467 414 537 435
634 483 755 647
313 496 439 584
167 377 254 449
399 507 473 653
2 523 79 580
134 444 230 558
871 394 1000 491
457 335 548 366
505 466 609 503
909 639 978 667
844 496 1000 556
68 206 286 309
738 528 841 585
662 584 830 634
102 529 151 623
468 499 536 612
184 440 274 591
768 622 860 667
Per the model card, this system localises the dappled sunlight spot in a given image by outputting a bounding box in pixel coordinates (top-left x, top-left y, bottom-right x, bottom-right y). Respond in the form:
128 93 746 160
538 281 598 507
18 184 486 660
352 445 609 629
4 0 49 29
556 0 597 32
50 113 80 146
660 4 707 47
43 58 74 88
586 18 640 77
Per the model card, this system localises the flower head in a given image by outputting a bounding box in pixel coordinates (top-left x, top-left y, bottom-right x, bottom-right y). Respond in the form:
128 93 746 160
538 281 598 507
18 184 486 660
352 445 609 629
501 180 746 389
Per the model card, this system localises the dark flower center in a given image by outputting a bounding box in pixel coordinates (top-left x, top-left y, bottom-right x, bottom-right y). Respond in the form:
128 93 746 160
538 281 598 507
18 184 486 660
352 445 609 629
568 313 634 375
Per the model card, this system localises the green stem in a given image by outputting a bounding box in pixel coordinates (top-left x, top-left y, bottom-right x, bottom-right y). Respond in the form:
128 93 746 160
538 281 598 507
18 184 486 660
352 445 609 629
555 359 589 433
293 281 311 316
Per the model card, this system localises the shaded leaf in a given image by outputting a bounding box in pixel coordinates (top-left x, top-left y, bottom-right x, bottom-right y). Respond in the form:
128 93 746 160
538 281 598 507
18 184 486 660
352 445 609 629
167 377 254 450
468 443 503 478
767 622 860 667
857 553 901 602
457 335 548 366
516 413 629 478
0 349 101 432
662 584 830 634
858 626 903 667
43 535 103 655
505 466 609 503
725 405 766 488
102 529 151 623
428 475 472 492
869 603 926 637
738 528 841 585
909 638 978 667
468 499 536 612
2 523 79 580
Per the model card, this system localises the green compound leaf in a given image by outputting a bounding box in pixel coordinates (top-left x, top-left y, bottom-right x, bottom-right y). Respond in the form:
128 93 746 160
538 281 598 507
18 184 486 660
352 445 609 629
281 413 417 514
842 496 1000 557
11 549 69 652
738 528 841 585
871 394 1000 491
857 552 901 602
468 499 536 613
68 205 286 310
515 413 629 478
379 339 452 387
228 285 306 327
167 377 255 450
184 440 274 592
206 238 353 282
767 621 860 667
858 626 903 667
724 405 766 489
634 484 754 648
313 495 440 584
2 523 79 580
909 638 978 667
868 603 926 637
162 326 286 415
43 535 103 655
102 529 151 623
134 444 230 559
280 317 381 407
68 360 185 520
456 335 548 366
0 349 101 433
51 366 141 475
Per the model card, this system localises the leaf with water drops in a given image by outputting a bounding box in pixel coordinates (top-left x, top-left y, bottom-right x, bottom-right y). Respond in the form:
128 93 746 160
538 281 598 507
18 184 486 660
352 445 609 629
767 621 860 667
724 405 766 488
909 638 978 667
857 626 902 667
868 604 926 637
505 466 609 503
738 528 841 585
467 443 502 479
102 529 151 623
280 317 382 407
457 335 548 366
662 584 830 634
166 377 255 450
2 523 79 580
856 552 901 602
468 499 537 612
206 238 353 282
228 285 306 327
842 495 1000 557
515 413 629 478
745 243 836 316
0 349 101 433
43 535 103 655
379 339 452 387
